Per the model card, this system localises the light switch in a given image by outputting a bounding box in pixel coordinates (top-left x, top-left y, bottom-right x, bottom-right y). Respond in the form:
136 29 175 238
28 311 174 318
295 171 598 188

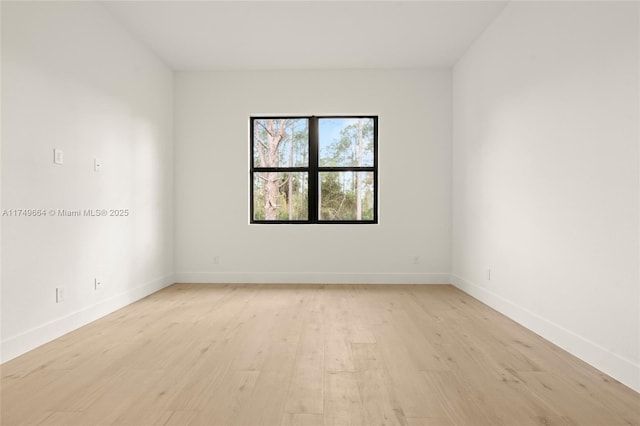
54 149 64 165
94 158 102 172
56 287 65 303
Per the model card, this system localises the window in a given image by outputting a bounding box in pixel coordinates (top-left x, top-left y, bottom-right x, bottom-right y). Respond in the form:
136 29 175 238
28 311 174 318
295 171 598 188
250 116 378 224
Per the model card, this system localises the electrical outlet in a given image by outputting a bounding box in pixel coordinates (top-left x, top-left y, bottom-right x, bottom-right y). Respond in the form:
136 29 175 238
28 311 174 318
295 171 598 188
94 277 103 290
56 287 65 303
94 158 102 172
212 256 220 265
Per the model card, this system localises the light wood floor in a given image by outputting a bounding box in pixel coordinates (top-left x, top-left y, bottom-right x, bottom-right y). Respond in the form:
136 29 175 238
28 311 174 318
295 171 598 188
2 284 639 426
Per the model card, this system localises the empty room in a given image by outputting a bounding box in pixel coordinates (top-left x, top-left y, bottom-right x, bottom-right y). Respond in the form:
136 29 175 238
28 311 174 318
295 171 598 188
1 1 639 425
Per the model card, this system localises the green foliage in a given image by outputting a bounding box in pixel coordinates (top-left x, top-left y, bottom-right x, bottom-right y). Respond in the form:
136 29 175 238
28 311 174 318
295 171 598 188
320 172 374 220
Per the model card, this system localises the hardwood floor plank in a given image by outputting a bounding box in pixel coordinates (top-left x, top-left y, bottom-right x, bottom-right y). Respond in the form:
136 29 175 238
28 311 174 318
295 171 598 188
405 417 454 426
344 286 377 344
160 410 199 426
284 287 325 415
323 371 366 426
357 368 408 426
1 283 638 426
351 343 384 372
324 288 356 373
228 369 292 426
421 371 501 426
36 411 83 426
517 371 640 425
188 369 260 425
281 412 324 426
359 288 448 419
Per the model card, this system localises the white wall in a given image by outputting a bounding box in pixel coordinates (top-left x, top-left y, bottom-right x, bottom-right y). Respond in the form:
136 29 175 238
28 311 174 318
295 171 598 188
174 70 451 284
1 2 174 362
452 2 640 391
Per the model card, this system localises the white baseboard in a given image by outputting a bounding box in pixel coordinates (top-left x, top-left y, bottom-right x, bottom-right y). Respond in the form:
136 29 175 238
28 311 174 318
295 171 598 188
1 274 174 364
450 274 640 393
174 271 451 285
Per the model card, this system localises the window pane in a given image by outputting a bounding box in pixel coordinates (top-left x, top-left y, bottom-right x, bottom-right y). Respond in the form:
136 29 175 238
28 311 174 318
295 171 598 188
319 172 374 221
253 118 309 168
319 118 374 167
253 172 308 220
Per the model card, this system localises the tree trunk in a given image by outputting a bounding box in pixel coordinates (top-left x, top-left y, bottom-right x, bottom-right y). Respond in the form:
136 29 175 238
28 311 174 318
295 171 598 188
265 172 279 220
258 119 287 220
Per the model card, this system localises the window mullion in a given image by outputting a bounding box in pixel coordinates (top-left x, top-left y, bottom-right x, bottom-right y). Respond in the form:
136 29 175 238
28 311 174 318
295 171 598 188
308 117 319 223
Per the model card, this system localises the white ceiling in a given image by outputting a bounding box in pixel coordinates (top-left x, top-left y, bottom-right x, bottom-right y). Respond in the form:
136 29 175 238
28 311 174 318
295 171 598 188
102 1 508 71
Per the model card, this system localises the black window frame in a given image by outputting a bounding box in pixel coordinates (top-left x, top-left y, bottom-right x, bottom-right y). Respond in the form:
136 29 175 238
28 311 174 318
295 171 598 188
250 115 378 224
